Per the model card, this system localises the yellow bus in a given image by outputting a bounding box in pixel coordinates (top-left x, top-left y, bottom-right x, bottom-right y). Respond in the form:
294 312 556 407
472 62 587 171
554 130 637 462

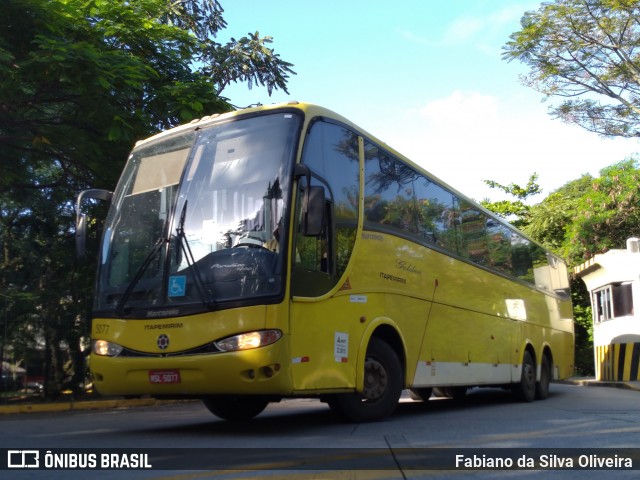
76 102 574 422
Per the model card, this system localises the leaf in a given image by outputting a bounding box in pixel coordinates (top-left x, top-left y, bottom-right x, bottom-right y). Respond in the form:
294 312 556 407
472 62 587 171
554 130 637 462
107 124 121 141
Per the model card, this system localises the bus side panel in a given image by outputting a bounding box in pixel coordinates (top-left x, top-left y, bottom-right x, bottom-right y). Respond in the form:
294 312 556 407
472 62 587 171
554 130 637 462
548 296 575 379
413 302 516 387
288 294 385 392
288 230 436 393
338 232 441 388
416 253 573 387
384 294 432 386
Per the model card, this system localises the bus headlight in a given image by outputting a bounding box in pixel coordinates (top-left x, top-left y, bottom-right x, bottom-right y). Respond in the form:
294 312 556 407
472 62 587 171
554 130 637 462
93 339 124 357
215 330 282 352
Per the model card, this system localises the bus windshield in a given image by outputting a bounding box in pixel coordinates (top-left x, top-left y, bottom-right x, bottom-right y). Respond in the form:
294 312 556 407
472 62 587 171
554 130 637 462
95 112 302 316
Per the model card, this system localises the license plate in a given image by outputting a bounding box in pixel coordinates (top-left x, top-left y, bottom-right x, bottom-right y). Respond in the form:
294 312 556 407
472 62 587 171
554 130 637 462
148 369 181 384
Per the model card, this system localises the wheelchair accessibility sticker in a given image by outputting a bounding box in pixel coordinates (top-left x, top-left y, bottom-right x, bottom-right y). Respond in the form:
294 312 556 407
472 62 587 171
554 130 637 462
168 276 186 297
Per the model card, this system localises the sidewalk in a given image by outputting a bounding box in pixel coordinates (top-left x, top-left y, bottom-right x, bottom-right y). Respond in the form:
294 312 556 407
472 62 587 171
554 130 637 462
1 378 638 415
561 377 640 391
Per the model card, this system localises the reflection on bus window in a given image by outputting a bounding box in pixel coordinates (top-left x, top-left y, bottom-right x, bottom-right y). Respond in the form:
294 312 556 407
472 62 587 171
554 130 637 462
292 120 360 297
362 140 568 294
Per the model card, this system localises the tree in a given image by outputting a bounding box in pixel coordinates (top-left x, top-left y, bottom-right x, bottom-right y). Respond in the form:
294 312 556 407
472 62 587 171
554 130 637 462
0 0 295 193
480 173 542 228
504 0 640 138
0 0 295 397
524 174 594 253
565 157 640 262
483 159 640 263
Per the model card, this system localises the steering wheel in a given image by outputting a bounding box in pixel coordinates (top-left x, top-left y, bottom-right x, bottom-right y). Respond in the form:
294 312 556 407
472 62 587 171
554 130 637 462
233 235 269 250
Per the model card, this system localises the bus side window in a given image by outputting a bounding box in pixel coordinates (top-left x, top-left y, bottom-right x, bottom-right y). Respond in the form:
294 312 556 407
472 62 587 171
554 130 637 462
531 244 551 290
291 120 360 297
456 200 489 265
412 175 456 249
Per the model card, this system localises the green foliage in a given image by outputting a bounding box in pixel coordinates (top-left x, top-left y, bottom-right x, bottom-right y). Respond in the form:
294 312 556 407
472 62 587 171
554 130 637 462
208 32 295 97
480 173 542 228
0 0 294 397
571 278 594 376
523 174 594 253
565 157 640 262
504 0 640 138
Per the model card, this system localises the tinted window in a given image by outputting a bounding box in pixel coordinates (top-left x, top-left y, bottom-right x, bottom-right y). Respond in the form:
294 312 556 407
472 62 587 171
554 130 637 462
457 200 488 265
413 175 456 250
364 142 419 235
486 219 513 276
292 121 360 296
361 141 567 293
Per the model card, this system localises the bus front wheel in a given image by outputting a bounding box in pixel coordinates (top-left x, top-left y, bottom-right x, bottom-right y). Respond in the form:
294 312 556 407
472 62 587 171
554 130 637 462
328 338 403 422
203 395 269 421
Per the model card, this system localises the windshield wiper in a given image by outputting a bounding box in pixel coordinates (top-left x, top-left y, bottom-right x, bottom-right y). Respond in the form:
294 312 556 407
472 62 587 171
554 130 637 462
115 202 213 315
116 236 166 316
175 201 214 308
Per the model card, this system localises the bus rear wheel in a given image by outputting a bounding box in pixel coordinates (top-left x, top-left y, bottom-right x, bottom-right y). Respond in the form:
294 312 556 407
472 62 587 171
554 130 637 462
512 350 536 402
328 338 403 422
535 354 551 400
409 387 433 401
203 395 269 421
434 386 468 400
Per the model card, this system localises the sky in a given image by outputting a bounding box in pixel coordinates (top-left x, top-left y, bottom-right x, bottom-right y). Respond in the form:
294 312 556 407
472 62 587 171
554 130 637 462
218 0 640 203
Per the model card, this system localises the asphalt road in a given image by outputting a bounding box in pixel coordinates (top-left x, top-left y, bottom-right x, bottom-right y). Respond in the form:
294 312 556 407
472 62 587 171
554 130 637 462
1 382 640 479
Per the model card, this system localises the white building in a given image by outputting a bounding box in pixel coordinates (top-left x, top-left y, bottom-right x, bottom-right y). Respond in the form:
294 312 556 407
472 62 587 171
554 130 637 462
574 238 640 381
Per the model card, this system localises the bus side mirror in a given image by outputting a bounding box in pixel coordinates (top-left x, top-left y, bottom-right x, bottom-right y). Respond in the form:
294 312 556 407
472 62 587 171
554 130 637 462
76 213 88 259
75 189 113 259
303 186 325 237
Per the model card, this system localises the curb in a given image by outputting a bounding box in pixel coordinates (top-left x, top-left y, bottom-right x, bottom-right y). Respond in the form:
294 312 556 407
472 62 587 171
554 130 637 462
0 397 191 415
560 378 640 391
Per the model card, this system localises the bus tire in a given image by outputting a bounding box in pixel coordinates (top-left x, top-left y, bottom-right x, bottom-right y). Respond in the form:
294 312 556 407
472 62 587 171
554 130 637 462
437 386 468 400
409 387 433 401
203 395 269 421
512 350 536 402
329 338 403 422
535 354 551 400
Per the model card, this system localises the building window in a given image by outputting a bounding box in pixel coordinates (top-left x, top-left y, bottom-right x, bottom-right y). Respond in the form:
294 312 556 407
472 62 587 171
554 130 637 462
593 283 634 323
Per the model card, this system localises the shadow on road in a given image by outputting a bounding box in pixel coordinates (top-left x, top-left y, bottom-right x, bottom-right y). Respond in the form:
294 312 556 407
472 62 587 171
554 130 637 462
126 386 567 438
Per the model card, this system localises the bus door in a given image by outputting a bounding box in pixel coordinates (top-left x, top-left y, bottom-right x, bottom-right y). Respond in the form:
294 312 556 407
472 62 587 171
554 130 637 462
288 120 362 392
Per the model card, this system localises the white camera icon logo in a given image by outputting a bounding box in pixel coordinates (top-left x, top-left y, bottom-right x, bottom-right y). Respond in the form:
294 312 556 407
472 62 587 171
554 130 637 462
7 450 40 468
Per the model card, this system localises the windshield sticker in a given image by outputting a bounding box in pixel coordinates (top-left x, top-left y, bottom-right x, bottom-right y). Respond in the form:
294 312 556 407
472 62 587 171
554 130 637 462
168 275 187 297
334 332 349 363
